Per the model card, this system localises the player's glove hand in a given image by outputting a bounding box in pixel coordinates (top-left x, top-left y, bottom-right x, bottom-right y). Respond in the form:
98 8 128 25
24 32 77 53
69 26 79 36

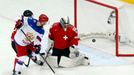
15 19 23 29
34 45 41 54
27 49 32 58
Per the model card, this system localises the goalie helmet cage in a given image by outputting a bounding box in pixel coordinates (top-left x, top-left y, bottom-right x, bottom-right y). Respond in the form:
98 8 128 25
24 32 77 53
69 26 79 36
74 0 134 57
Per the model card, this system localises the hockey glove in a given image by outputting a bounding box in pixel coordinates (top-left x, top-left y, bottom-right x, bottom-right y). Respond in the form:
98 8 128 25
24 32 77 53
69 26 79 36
69 45 79 58
15 19 23 29
34 45 41 54
27 49 33 58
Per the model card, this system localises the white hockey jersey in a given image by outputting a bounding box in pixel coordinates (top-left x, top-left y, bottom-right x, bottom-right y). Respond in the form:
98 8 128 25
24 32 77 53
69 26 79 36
14 17 44 46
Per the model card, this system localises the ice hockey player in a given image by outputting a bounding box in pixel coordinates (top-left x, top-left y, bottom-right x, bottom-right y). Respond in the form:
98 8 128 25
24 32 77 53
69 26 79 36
12 13 49 75
11 10 33 53
43 17 90 68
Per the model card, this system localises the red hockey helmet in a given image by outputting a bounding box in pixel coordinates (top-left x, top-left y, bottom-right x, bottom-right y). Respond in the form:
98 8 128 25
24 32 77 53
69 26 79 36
39 14 49 23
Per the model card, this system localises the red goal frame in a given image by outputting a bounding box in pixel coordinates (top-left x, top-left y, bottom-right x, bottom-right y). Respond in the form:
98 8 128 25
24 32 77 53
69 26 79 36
74 0 134 57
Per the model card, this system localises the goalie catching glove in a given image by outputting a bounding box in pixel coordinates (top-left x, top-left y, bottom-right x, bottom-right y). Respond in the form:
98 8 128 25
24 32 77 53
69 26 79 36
69 45 79 58
34 45 46 56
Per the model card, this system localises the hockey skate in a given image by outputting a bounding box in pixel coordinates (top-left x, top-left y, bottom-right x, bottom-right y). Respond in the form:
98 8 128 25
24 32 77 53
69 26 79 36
12 70 21 75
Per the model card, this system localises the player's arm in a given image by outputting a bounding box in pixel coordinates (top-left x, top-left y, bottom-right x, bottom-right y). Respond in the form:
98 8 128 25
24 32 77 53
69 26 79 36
69 26 80 58
14 19 23 29
69 26 79 46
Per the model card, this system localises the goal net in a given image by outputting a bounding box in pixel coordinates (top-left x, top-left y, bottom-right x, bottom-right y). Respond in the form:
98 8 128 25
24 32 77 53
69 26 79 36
76 0 134 56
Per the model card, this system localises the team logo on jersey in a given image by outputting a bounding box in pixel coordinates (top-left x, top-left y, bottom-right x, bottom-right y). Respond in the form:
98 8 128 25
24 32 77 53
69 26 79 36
24 32 34 42
63 35 68 40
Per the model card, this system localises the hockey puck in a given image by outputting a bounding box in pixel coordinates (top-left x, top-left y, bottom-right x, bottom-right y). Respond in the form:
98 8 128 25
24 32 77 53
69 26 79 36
92 39 96 43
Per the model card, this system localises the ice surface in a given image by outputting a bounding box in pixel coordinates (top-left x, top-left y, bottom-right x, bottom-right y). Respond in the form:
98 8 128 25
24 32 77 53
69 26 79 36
1 0 134 75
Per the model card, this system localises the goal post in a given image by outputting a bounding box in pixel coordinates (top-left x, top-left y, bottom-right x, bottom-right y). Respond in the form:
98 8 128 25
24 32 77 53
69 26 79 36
75 0 134 56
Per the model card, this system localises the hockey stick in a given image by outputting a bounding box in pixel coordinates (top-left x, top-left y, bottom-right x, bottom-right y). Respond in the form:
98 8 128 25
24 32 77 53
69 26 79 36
20 29 32 67
21 29 32 42
40 55 55 74
39 41 56 74
21 29 55 74
44 47 52 60
23 57 30 67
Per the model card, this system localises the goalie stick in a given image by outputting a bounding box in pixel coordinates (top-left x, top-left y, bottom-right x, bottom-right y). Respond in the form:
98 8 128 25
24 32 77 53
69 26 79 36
44 47 52 60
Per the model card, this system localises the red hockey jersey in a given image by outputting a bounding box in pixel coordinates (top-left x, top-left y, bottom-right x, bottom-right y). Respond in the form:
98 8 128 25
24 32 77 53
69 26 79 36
49 22 79 49
11 19 22 41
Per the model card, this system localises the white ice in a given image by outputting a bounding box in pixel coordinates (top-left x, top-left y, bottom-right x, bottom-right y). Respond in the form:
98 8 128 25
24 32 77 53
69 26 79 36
1 0 134 75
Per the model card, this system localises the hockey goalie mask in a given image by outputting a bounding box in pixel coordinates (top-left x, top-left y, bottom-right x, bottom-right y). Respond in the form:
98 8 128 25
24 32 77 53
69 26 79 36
60 17 70 28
